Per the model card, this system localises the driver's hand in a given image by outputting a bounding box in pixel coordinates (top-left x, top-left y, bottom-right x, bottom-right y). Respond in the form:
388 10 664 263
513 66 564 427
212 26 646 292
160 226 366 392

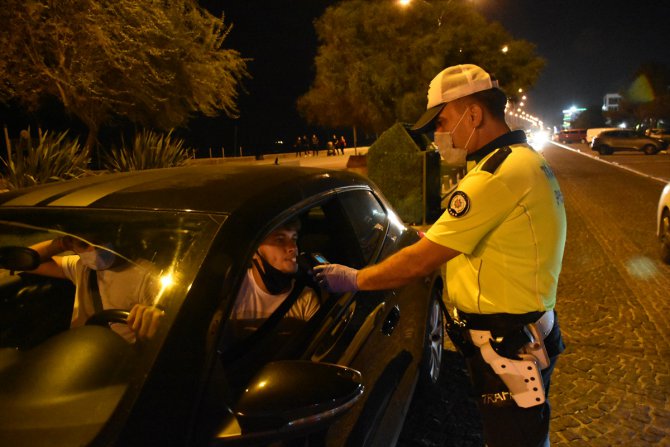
128 304 165 341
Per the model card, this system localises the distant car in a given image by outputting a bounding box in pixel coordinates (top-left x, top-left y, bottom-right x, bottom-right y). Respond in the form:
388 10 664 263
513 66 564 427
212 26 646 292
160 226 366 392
0 165 444 447
647 128 670 145
527 129 549 147
591 129 666 155
553 128 587 144
658 183 670 264
586 127 618 144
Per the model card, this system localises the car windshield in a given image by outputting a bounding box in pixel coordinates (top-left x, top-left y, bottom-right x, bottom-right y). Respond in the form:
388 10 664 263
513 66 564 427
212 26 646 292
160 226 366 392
0 208 221 445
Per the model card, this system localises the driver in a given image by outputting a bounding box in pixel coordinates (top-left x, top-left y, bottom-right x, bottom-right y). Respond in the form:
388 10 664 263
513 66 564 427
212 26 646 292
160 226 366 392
231 219 320 323
28 235 164 343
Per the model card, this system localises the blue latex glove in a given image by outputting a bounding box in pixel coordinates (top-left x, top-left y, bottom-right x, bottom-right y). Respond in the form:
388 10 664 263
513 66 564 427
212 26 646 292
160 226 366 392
313 264 359 293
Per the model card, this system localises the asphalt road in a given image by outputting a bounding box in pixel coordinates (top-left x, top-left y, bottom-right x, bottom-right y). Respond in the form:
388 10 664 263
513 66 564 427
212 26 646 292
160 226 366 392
552 141 670 183
397 142 670 446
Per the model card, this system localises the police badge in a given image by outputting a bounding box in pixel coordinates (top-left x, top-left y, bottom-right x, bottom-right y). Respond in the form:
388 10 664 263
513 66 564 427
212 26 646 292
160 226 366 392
448 191 470 217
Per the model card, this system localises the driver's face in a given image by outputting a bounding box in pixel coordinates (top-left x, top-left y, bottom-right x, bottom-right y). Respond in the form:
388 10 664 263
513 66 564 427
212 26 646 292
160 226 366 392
256 228 299 274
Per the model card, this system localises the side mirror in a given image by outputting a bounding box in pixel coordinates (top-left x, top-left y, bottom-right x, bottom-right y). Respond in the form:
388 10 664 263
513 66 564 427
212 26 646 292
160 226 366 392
0 246 40 271
214 361 363 444
237 360 363 432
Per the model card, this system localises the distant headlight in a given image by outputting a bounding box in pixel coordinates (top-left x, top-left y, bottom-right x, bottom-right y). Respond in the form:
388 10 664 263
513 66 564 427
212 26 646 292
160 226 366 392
530 130 549 150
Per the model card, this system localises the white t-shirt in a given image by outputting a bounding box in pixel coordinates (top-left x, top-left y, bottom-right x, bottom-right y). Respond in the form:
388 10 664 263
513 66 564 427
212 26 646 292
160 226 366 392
60 255 158 342
231 269 320 321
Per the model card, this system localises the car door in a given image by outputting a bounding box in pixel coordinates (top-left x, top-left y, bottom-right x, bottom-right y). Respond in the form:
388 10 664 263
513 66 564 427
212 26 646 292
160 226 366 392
200 187 427 446
608 130 624 150
300 190 427 446
622 131 639 150
300 189 390 365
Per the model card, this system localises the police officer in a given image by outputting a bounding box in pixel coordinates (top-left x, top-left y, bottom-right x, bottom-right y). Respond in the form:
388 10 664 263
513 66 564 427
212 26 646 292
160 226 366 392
315 64 567 447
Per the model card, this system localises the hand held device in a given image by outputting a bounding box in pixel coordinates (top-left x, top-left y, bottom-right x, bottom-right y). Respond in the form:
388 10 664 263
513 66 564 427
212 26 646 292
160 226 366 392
297 252 330 273
310 252 329 266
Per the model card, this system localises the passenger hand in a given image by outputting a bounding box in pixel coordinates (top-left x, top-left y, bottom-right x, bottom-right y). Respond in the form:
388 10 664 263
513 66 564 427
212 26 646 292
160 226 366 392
128 304 165 341
313 264 359 293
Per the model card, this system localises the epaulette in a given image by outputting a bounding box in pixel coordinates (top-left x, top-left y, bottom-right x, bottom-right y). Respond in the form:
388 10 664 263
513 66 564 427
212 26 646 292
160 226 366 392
480 146 512 174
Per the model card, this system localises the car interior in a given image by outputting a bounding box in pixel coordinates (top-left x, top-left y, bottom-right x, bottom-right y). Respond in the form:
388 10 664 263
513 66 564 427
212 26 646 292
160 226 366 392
0 273 75 349
0 214 206 349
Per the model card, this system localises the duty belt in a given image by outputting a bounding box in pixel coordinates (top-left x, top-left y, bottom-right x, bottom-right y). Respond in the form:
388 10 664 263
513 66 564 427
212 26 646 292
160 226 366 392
455 309 554 338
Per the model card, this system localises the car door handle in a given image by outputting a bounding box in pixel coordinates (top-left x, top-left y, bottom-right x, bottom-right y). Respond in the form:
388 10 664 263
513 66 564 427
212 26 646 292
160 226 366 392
381 305 400 336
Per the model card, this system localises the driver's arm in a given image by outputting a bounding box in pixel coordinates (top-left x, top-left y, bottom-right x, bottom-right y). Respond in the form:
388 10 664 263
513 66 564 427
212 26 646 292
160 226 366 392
27 238 70 279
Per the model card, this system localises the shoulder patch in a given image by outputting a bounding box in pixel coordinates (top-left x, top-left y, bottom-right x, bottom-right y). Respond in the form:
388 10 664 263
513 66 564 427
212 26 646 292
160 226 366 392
448 191 470 217
481 146 512 174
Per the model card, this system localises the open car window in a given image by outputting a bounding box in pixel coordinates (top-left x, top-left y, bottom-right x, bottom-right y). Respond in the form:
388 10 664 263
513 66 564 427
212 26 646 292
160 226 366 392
337 190 388 264
219 188 390 386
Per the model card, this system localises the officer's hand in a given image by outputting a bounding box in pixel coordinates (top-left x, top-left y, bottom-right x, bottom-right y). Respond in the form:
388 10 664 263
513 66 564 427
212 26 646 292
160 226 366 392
128 304 165 341
313 264 359 293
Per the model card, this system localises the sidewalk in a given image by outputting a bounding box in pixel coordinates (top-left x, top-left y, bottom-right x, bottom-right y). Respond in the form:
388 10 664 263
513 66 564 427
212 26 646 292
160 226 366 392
186 146 369 168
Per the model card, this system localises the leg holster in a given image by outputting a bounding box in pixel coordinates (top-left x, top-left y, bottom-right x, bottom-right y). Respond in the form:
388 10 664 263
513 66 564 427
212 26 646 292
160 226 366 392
467 311 554 408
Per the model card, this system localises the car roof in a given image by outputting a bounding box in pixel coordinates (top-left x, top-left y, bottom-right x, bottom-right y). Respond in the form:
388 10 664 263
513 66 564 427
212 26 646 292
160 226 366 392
0 164 370 215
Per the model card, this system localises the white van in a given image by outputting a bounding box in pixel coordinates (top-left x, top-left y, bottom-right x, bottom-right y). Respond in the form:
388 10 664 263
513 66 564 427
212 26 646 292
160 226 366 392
586 128 618 144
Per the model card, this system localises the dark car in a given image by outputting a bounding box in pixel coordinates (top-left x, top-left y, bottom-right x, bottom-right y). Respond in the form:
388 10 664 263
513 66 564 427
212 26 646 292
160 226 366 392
0 165 444 447
591 129 666 155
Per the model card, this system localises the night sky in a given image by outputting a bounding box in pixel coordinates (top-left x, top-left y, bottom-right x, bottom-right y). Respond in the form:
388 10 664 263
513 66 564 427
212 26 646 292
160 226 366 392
481 0 670 126
197 0 670 152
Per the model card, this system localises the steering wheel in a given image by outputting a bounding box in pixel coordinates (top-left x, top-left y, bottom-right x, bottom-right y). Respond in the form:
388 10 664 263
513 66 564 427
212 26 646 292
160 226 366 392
85 309 130 327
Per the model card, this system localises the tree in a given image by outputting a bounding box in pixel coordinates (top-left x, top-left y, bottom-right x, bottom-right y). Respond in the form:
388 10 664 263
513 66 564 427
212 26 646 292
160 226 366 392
0 0 249 152
610 62 670 129
572 105 606 129
297 0 544 136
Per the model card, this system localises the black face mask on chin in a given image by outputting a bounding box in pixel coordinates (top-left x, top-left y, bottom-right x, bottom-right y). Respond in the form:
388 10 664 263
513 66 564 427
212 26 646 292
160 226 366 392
253 251 295 295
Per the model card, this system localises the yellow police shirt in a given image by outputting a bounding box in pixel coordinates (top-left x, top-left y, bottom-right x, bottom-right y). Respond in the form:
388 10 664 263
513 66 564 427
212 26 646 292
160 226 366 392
425 143 566 314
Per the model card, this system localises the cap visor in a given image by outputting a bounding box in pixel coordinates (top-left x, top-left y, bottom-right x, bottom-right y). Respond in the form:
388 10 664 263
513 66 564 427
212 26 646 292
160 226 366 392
411 103 445 132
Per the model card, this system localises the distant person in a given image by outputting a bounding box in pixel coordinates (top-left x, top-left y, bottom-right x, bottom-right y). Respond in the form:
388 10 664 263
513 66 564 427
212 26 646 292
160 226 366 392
29 235 164 342
338 135 347 155
294 136 303 157
330 134 340 155
310 134 320 156
301 134 310 157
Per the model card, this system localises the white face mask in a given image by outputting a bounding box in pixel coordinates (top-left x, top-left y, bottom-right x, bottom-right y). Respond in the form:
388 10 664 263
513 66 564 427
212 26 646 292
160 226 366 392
433 108 475 166
78 247 116 271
